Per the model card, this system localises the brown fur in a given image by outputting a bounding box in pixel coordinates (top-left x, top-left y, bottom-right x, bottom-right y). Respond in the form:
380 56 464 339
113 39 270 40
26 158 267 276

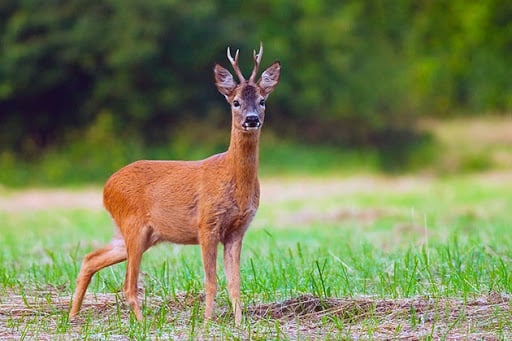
69 46 280 325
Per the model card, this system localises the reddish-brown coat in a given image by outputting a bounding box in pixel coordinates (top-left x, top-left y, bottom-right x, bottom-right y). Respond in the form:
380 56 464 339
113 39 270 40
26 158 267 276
69 44 280 325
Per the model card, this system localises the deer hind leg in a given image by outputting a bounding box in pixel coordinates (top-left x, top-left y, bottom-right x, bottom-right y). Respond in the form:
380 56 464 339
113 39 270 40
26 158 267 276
123 225 153 321
69 236 127 319
223 235 244 325
199 232 219 322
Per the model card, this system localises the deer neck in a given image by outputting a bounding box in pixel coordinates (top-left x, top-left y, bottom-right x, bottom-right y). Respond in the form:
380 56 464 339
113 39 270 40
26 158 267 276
226 127 260 186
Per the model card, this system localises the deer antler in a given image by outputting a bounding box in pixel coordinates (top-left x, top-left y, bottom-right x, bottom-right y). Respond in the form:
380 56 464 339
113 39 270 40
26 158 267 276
227 47 246 83
249 42 263 83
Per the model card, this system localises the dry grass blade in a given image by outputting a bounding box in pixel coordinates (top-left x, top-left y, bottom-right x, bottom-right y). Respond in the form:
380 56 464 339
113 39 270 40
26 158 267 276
246 293 511 339
247 294 374 322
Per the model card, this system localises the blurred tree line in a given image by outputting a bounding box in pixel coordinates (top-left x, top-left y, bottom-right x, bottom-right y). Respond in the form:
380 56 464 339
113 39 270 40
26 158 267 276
1 0 511 163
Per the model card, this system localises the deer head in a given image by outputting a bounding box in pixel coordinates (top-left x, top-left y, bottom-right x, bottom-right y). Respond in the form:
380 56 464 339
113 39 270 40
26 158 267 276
214 43 281 132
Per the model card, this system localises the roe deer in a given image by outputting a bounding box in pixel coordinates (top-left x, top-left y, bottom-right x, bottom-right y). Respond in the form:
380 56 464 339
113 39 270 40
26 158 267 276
69 43 281 325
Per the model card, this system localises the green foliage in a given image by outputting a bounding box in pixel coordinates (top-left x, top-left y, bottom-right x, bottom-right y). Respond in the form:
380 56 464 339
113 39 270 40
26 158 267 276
1 0 511 182
0 111 145 186
260 137 379 176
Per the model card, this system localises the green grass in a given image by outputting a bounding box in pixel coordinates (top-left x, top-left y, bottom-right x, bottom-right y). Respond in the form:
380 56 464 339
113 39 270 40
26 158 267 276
1 174 511 338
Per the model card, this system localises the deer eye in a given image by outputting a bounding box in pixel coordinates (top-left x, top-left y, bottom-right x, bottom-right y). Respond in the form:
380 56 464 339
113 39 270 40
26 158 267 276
259 99 265 106
233 100 240 107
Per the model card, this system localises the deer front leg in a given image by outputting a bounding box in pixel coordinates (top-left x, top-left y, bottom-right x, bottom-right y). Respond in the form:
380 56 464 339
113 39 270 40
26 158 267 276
223 236 243 325
200 232 219 322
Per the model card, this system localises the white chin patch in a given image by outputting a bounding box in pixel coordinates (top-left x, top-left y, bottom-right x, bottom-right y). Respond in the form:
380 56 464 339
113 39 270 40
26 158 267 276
243 125 261 131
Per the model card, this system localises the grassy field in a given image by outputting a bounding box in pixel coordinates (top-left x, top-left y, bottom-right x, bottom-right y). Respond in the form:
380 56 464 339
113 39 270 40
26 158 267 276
0 172 511 339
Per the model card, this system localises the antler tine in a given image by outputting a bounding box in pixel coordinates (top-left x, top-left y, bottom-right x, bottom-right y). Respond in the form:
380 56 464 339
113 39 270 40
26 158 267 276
249 42 264 83
227 46 245 82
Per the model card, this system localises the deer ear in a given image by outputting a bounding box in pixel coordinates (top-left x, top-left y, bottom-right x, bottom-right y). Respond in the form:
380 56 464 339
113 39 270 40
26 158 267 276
214 64 237 100
258 61 281 97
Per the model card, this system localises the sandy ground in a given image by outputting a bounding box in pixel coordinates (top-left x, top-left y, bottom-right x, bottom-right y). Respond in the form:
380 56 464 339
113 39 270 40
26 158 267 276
0 175 435 212
2 171 512 213
0 187 103 212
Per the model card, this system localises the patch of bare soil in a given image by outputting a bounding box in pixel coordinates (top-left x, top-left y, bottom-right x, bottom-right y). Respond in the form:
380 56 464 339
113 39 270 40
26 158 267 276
247 293 511 340
0 290 509 340
3 171 512 213
260 175 433 204
0 188 103 212
0 177 383 213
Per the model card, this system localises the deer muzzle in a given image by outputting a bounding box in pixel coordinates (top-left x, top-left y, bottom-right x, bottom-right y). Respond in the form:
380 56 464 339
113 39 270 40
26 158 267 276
242 114 261 130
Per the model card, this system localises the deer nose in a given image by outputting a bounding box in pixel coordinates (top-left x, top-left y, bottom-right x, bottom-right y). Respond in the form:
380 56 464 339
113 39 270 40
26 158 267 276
242 115 261 129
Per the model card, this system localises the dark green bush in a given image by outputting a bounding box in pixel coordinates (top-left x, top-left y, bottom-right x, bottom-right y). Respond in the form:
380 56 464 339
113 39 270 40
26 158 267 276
1 0 511 186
